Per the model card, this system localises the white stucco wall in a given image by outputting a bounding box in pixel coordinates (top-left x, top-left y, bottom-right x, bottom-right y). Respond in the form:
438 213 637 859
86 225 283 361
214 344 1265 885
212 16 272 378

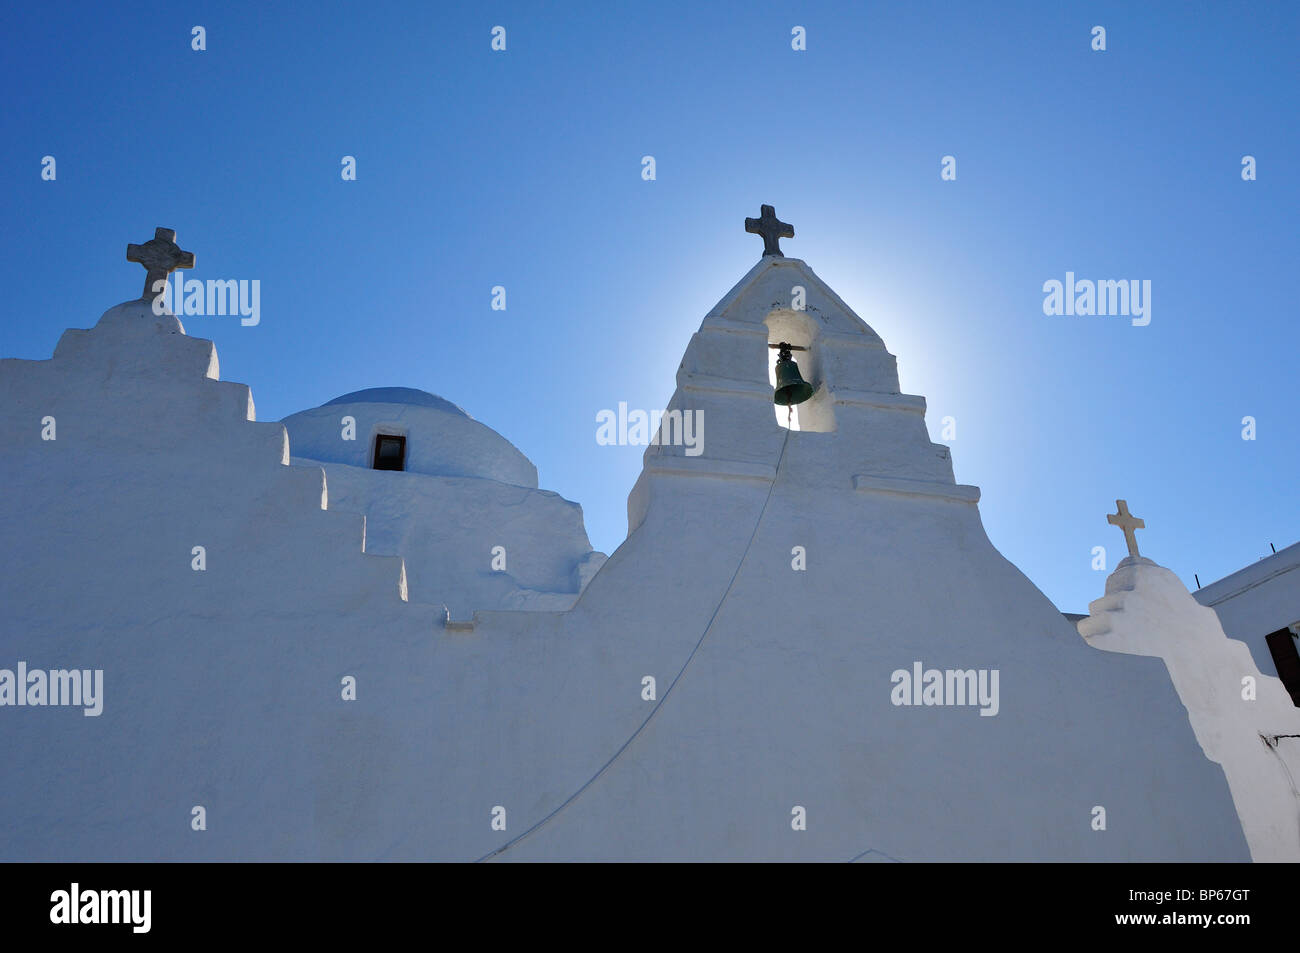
0 266 1255 861
287 457 604 618
1194 542 1300 678
0 301 441 860
282 389 605 618
482 259 1248 861
1079 555 1300 861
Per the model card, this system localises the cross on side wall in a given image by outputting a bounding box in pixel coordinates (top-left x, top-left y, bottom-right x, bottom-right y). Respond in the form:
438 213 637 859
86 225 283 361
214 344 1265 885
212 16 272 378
1107 499 1145 558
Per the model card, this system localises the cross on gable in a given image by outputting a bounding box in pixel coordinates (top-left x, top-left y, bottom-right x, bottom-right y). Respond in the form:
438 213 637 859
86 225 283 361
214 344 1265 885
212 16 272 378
126 227 195 300
745 204 794 258
1107 499 1146 558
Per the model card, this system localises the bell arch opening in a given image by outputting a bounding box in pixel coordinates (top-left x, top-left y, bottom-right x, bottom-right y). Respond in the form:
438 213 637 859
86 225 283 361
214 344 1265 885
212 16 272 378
764 311 835 433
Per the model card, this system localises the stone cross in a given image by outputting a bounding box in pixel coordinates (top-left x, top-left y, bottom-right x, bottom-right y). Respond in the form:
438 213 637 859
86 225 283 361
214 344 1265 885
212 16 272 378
1107 499 1145 558
126 227 195 300
745 204 794 258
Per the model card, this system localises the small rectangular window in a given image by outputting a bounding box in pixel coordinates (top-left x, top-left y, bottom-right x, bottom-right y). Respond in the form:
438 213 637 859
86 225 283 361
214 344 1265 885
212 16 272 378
1265 628 1300 708
372 434 406 471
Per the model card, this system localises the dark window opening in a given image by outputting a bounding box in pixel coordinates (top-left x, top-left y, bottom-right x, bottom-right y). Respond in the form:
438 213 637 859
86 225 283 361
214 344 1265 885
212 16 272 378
1265 628 1300 708
372 434 406 471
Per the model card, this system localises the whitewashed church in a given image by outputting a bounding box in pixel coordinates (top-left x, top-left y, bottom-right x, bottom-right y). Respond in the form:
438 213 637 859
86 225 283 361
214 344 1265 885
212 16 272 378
1 215 1296 862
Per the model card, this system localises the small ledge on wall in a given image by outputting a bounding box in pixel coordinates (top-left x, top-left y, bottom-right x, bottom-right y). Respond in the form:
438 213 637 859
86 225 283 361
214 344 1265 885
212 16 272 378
442 609 476 633
852 473 981 504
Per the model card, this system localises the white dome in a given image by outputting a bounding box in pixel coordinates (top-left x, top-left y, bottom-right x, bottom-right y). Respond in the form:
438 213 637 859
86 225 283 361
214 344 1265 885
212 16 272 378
323 387 469 417
283 388 538 487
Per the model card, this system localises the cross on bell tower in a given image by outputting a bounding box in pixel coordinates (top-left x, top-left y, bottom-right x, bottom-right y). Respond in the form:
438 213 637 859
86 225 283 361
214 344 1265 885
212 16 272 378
745 204 794 258
126 227 195 300
1107 499 1146 558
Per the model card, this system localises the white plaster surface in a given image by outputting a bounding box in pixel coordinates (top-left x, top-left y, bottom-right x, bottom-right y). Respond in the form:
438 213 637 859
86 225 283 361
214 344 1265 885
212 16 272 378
1079 555 1300 862
0 266 1254 860
1194 542 1300 678
284 388 538 487
283 389 605 618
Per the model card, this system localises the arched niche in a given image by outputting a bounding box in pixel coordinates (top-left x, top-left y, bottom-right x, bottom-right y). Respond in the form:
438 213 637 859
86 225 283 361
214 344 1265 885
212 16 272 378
764 309 836 433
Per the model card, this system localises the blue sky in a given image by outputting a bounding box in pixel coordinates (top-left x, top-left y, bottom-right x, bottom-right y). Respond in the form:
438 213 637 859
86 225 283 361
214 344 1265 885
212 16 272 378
2 1 1296 613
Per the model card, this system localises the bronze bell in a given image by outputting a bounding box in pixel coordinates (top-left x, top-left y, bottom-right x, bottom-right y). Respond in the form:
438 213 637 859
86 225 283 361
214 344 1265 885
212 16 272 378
769 342 815 406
